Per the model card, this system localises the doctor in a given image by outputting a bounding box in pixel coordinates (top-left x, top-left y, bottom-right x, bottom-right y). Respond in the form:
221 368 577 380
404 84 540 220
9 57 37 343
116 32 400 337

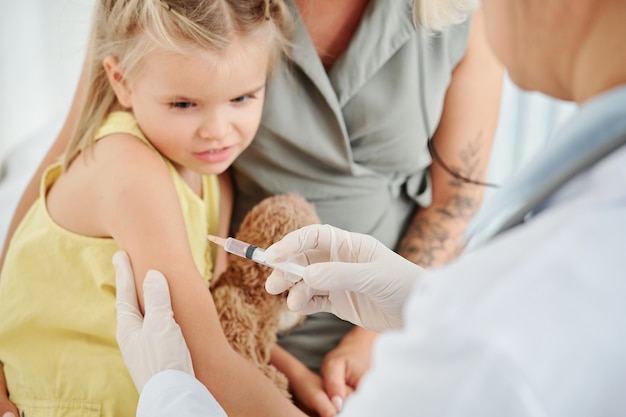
115 0 626 415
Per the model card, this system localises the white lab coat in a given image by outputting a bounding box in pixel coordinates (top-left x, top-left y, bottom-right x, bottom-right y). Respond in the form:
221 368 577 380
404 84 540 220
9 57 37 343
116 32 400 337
137 370 227 417
138 86 626 416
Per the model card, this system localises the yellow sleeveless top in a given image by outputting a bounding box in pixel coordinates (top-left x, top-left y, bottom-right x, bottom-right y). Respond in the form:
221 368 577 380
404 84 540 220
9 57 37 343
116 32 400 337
0 111 220 417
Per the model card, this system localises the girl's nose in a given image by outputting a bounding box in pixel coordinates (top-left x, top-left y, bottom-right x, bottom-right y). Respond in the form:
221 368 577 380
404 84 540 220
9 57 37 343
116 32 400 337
197 110 231 141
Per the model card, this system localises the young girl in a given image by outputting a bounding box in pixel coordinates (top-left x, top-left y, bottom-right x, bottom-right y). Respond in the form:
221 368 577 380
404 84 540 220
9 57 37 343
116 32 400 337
0 1 311 416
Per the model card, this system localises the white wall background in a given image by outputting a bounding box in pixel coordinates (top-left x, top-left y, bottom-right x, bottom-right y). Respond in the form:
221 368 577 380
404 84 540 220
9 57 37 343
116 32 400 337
0 0 578 250
485 75 577 202
0 0 95 162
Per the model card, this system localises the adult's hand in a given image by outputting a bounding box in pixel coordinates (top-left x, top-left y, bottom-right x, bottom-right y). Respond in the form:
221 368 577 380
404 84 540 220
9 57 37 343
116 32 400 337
0 362 18 417
320 327 377 410
265 224 424 332
113 251 194 393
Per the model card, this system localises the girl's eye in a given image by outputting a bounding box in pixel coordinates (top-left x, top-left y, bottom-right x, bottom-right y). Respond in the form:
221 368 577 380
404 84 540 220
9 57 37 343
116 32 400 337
232 95 251 104
170 101 195 109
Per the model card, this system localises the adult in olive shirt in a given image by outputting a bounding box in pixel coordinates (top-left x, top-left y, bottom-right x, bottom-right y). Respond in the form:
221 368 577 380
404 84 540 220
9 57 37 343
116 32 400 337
230 0 502 407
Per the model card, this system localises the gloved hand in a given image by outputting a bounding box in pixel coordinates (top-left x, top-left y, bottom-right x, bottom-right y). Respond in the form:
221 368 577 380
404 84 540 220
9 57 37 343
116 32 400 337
113 251 194 393
264 224 424 332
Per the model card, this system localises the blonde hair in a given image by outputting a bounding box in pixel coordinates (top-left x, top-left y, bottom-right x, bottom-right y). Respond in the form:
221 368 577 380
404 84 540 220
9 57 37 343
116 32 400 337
63 0 293 169
413 0 479 32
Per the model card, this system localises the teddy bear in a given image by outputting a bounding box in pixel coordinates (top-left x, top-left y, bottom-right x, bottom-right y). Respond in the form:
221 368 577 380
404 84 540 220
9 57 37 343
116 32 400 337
210 193 320 398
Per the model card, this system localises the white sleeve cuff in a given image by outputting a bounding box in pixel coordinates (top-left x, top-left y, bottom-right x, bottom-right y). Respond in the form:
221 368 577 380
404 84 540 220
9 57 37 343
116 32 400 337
137 370 227 417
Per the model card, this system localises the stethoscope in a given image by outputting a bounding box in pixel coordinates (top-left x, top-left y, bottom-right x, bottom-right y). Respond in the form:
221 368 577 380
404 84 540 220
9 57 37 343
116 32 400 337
462 98 626 251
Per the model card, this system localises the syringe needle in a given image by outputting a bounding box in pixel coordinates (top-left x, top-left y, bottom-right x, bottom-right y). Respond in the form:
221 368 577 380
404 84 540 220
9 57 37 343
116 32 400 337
206 234 226 247
205 234 305 278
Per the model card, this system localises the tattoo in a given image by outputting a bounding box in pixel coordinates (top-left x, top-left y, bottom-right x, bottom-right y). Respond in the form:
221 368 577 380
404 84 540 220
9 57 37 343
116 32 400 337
429 130 497 188
399 193 478 267
398 132 488 268
399 216 449 267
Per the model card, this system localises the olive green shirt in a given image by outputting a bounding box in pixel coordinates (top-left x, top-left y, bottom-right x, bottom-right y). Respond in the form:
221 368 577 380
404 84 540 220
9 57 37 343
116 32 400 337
232 0 470 249
232 0 472 371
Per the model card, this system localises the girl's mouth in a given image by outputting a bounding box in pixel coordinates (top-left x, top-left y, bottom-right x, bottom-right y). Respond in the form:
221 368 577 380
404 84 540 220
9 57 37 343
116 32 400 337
193 146 235 163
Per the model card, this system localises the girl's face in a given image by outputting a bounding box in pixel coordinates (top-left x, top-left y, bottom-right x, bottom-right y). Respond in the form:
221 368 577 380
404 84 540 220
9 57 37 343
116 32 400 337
106 35 271 176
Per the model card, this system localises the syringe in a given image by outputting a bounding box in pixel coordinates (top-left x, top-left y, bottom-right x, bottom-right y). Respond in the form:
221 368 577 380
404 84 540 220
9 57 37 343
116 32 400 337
206 234 305 278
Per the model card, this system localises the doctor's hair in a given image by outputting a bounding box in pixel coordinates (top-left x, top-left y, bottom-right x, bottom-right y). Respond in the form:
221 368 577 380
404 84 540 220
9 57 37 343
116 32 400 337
412 0 478 31
62 0 293 170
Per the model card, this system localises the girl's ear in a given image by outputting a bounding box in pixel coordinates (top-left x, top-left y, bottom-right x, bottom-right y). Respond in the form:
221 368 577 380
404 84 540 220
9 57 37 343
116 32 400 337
103 56 132 108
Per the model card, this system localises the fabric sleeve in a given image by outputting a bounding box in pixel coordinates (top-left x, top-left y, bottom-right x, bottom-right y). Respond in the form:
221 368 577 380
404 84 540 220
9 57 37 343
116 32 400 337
137 370 227 417
445 16 473 70
333 274 544 417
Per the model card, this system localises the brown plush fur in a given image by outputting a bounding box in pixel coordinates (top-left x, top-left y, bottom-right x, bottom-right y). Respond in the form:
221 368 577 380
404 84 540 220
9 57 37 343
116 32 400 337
211 193 320 398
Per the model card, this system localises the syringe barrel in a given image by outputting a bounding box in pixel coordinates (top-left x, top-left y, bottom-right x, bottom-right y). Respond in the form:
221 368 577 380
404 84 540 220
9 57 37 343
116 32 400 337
223 237 253 258
223 237 305 277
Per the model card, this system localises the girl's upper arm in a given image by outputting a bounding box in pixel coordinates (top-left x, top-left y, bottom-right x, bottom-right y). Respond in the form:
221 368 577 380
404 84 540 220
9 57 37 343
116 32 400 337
94 135 197 302
91 134 306 416
92 134 229 352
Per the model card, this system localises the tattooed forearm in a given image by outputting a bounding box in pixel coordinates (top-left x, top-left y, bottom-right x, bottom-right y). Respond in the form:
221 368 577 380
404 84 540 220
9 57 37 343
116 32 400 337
397 192 480 268
397 132 490 268
430 131 495 188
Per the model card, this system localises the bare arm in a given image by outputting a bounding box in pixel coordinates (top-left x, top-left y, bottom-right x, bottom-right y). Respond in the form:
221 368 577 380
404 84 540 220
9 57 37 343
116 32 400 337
397 8 504 267
92 136 305 417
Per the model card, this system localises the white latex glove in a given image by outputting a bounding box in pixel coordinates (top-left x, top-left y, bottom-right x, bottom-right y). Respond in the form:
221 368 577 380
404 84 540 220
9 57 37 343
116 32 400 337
264 224 423 332
113 251 194 393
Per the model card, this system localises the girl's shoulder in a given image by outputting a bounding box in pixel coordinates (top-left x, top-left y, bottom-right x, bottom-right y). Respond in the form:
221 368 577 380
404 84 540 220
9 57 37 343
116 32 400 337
92 111 173 184
90 128 177 202
46 125 177 238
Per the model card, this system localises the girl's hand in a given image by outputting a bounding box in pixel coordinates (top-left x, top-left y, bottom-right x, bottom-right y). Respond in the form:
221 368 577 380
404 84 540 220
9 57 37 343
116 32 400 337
0 362 19 417
290 368 338 417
